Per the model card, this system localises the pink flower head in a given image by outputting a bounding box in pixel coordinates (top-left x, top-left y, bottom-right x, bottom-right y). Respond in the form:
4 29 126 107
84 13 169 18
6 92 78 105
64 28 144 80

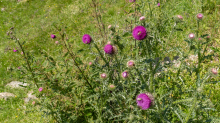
55 41 59 44
21 52 23 55
13 49 18 52
127 60 135 68
39 87 43 92
211 68 218 75
89 62 92 65
129 0 135 2
82 34 92 44
197 13 203 20
157 3 160 7
51 34 56 39
32 101 35 105
132 26 147 40
122 71 129 78
139 16 145 22
136 93 154 110
104 44 113 54
100 73 107 79
189 33 195 39
18 67 21 69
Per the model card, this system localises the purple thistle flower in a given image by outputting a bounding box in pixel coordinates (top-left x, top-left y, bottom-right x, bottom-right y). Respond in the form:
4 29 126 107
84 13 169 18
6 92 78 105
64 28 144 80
129 0 135 2
136 93 153 110
132 26 147 40
39 87 43 92
18 67 21 69
51 34 56 39
157 3 160 7
104 44 113 54
13 49 18 52
82 34 92 44
122 71 129 78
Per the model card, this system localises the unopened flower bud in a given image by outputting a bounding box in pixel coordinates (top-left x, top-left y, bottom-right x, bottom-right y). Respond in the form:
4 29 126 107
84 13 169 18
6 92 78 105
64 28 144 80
127 60 135 68
88 62 92 66
189 33 195 39
139 16 145 22
211 68 218 75
39 87 43 92
51 34 56 39
197 13 203 20
108 84 116 90
122 71 129 78
100 73 107 79
157 3 160 7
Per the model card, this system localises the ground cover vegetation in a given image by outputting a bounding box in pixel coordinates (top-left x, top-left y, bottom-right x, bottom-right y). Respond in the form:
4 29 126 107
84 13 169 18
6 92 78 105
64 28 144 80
1 0 220 122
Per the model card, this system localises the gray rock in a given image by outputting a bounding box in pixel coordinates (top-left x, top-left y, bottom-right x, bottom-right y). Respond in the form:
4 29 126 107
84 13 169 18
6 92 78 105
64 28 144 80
6 81 28 88
24 91 37 103
0 92 15 100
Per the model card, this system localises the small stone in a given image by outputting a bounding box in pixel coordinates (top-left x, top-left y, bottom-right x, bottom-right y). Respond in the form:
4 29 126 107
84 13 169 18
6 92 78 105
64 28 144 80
0 92 15 100
6 81 28 88
24 91 37 103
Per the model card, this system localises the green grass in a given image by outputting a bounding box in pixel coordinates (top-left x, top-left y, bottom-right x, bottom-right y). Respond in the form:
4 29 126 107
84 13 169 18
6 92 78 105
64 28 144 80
1 0 220 122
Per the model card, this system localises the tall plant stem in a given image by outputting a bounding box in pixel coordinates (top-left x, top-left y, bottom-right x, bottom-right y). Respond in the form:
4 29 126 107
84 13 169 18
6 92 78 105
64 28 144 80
61 33 93 91
196 20 201 87
145 40 154 92
94 43 109 67
15 37 39 88
91 0 106 44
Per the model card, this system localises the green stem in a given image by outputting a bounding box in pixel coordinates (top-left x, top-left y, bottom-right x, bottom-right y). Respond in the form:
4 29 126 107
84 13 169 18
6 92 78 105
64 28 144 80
94 43 109 65
15 37 39 88
135 67 145 86
145 40 154 92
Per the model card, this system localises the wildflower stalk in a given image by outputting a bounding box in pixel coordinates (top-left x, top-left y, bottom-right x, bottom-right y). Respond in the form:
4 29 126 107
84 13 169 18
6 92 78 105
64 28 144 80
148 1 152 17
91 0 107 44
94 43 109 66
14 37 39 88
135 67 145 86
196 20 201 87
61 33 94 91
145 40 154 92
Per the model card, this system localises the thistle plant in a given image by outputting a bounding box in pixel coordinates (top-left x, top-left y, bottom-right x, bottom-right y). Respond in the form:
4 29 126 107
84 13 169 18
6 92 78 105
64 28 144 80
9 0 220 122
